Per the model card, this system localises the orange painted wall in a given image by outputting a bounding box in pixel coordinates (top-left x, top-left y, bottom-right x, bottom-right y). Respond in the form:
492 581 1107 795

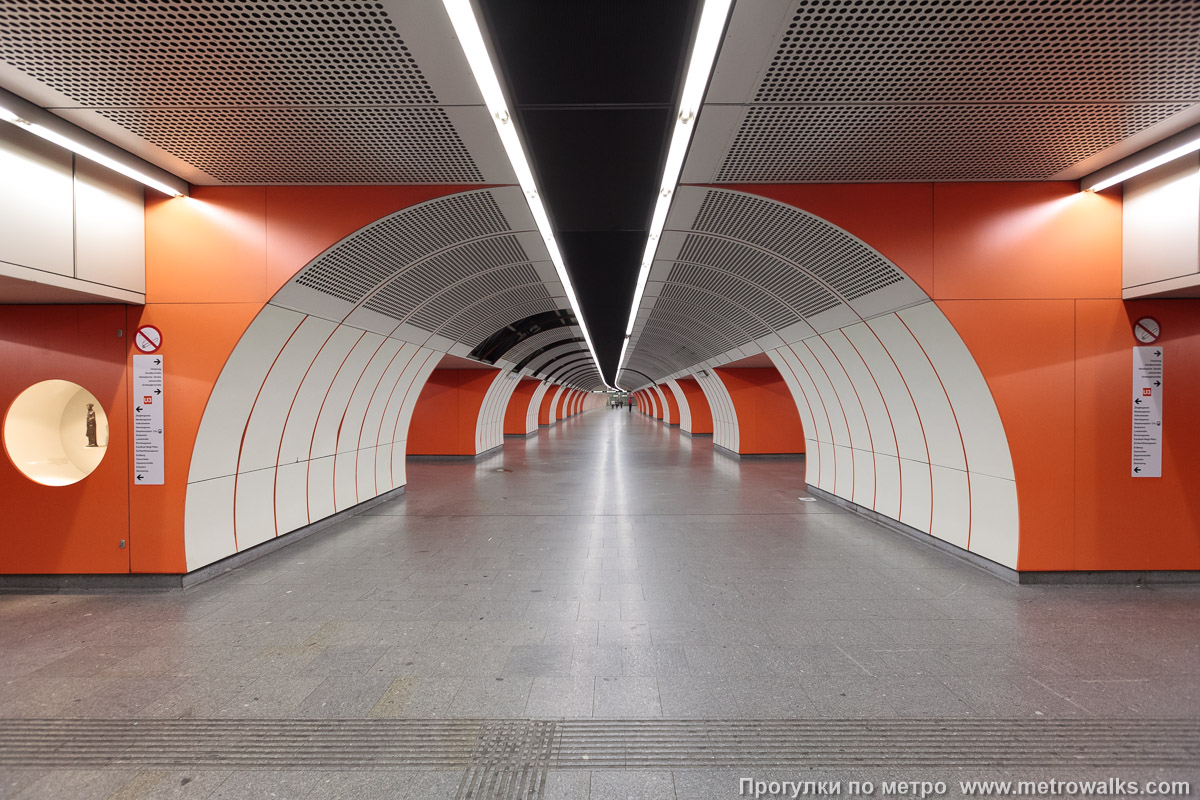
406 368 500 456
0 306 131 573
0 184 475 575
715 367 806 455
504 378 540 435
659 385 680 424
132 185 477 572
652 390 664 419
737 181 1200 570
538 385 558 425
675 378 713 434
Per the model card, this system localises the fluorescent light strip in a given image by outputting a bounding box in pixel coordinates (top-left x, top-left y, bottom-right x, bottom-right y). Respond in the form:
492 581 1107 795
1084 129 1200 192
0 91 187 197
442 0 612 389
621 0 732 355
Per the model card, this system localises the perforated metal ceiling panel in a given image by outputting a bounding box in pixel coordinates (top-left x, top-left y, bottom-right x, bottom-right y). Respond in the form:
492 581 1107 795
622 188 928 387
683 0 1200 184
499 326 583 368
0 2 514 184
267 188 595 387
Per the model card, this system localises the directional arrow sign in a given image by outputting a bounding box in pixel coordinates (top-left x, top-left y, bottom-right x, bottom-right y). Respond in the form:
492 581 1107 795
1132 346 1163 478
133 355 165 485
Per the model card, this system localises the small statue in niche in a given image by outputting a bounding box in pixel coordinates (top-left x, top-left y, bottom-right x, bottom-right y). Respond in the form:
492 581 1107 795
85 403 98 448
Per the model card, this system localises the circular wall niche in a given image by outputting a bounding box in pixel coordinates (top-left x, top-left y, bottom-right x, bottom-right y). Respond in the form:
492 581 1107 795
3 380 109 486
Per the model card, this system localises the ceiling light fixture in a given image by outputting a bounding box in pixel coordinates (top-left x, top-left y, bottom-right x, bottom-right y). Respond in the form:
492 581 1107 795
0 87 188 198
618 0 732 382
442 0 612 390
1082 122 1200 192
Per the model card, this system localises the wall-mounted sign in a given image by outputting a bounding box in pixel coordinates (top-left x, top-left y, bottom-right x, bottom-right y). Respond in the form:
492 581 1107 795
134 324 163 354
1131 346 1163 478
132 354 165 485
1133 317 1161 344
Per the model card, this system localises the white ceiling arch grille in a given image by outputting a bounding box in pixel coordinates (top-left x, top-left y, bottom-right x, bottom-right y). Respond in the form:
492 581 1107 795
295 191 511 305
499 326 583 367
271 187 573 362
364 235 534 324
437 283 557 346
623 187 928 387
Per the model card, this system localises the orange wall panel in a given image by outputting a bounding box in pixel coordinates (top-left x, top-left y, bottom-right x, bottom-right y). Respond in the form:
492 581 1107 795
715 367 805 455
1072 299 1200 570
932 183 1122 300
939 299 1077 570
504 378 540 434
407 369 499 456
676 378 712 434
0 305 131 574
146 187 269 305
126 302 262 573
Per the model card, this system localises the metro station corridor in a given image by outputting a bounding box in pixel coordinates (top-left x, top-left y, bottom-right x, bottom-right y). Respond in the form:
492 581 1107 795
3 0 1200 795
2 410 1198 797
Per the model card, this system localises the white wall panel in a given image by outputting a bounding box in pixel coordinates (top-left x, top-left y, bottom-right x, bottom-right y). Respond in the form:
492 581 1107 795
234 468 277 551
899 303 1015 481
666 380 691 430
189 306 305 483
354 447 379 505
338 339 403 455
183 476 236 571
477 370 519 453
790 342 851 448
307 455 336 523
277 322 357 466
0 125 74 277
851 448 876 510
74 159 146 293
824 330 897 458
968 473 1020 568
898 458 933 534
312 332 381 460
240 315 332 473
527 381 551 432
379 348 440 489
652 386 669 421
333 447 358 511
841 322 927 464
873 452 902 521
361 343 421 450
832 444 856 501
930 465 971 550
275 461 310 536
807 337 871 453
695 372 738 452
868 311 966 472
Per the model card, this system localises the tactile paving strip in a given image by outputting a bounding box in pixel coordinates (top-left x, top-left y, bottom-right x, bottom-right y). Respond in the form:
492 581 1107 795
1 719 1197 773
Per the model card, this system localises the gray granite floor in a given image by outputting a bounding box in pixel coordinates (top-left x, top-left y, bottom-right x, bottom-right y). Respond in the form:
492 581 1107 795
1 409 1198 798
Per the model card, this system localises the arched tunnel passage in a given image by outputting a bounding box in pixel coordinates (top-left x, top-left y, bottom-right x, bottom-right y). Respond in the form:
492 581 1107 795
183 185 1021 582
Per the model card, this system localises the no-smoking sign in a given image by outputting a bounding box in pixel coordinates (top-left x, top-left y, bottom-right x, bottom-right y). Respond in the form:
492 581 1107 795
1133 317 1161 344
134 325 163 354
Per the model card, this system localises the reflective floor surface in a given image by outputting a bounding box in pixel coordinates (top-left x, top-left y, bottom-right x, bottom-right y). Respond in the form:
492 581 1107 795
1 410 1198 798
